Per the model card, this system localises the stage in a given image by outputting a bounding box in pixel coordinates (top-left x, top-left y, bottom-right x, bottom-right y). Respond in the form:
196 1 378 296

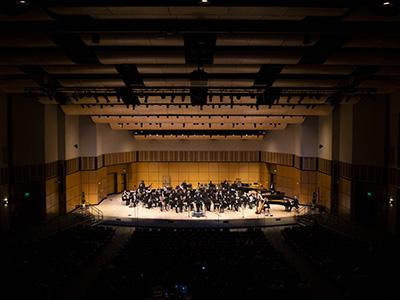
96 194 307 228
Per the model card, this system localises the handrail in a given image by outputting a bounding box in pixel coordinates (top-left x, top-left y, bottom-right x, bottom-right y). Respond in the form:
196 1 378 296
75 204 104 223
88 205 104 221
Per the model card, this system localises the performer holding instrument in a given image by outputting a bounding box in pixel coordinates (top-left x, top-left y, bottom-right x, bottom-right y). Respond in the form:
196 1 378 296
121 180 298 215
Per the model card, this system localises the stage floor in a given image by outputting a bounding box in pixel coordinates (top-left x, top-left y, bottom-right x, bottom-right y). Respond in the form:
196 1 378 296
97 194 303 224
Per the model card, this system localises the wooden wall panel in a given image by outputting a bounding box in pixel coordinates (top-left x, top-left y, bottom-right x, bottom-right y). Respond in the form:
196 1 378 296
45 161 58 179
66 171 81 212
81 157 96 171
66 158 79 175
81 170 98 204
318 158 332 175
104 151 136 166
317 172 331 210
45 177 59 219
259 163 269 188
275 165 301 200
302 157 317 171
294 156 301 169
137 151 260 162
132 162 263 189
262 151 294 166
299 171 317 203
97 167 108 200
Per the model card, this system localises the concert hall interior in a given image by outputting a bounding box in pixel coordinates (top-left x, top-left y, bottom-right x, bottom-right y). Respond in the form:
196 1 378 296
1 1 400 299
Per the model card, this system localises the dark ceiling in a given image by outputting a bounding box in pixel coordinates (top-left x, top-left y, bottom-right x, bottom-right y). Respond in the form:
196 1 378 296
0 0 399 138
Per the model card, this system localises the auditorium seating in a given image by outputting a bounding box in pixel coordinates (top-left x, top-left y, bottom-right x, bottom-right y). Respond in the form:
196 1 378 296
282 225 400 299
91 228 310 300
1 225 114 299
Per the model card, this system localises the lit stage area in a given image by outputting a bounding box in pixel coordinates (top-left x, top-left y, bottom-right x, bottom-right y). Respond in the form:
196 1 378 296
97 193 308 228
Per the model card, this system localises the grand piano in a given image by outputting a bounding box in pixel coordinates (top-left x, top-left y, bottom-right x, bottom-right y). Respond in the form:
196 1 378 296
237 183 293 210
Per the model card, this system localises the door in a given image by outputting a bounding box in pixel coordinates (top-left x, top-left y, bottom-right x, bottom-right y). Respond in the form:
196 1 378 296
107 173 117 195
121 173 127 191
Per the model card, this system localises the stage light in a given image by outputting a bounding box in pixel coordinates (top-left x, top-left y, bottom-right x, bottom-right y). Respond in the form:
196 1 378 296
16 0 28 6
381 1 393 6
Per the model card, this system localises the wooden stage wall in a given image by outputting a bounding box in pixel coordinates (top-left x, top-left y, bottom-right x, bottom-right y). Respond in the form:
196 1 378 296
131 162 269 189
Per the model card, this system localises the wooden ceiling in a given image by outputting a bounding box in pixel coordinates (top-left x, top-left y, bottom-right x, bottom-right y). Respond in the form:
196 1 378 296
0 0 399 139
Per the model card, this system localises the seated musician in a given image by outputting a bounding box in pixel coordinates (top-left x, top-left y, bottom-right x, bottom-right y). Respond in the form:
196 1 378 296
208 180 215 189
258 192 270 213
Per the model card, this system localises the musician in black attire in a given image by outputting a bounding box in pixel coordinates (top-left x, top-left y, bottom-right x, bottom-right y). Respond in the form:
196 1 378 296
125 179 300 216
194 191 203 212
139 180 146 192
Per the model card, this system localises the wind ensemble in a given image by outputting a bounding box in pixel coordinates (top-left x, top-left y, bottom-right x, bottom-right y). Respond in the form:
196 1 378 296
121 180 300 214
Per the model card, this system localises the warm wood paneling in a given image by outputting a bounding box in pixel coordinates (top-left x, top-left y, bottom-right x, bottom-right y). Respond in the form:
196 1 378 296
302 157 317 171
275 165 301 199
45 161 58 179
261 151 294 166
45 177 59 219
318 158 332 175
137 151 259 162
81 157 96 171
132 162 263 189
104 151 136 166
66 158 79 175
66 171 81 212
317 172 331 210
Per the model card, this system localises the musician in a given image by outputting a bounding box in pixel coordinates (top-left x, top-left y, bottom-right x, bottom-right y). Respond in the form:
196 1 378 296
120 180 298 216
292 196 300 212
270 182 275 193
194 191 203 212
204 194 212 211
257 192 270 214
139 180 146 192
122 190 130 206
248 192 256 209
